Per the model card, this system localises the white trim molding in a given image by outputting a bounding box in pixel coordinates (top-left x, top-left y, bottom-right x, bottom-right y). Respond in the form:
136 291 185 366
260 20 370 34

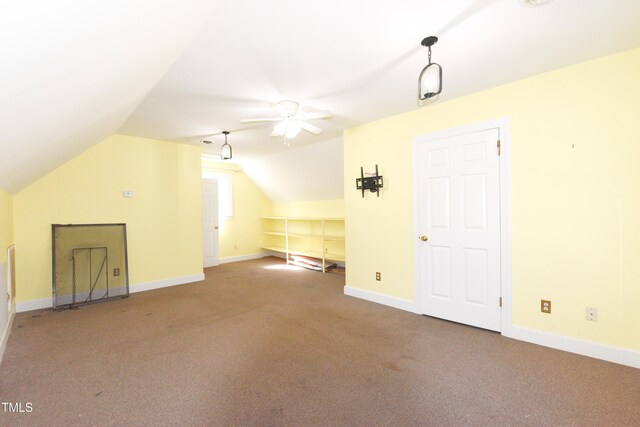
0 305 15 365
16 298 51 313
16 273 205 313
343 285 640 368
503 325 640 369
344 286 417 313
219 252 266 264
130 273 204 294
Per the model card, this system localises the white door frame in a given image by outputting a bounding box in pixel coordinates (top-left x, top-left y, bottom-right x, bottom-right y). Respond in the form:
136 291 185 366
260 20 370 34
413 117 512 334
202 178 220 268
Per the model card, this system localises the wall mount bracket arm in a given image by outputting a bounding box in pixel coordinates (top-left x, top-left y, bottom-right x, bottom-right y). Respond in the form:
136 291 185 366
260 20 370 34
356 164 383 197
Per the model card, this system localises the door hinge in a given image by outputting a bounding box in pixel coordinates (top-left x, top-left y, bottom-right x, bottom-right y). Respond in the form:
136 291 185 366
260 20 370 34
499 297 503 307
497 140 501 156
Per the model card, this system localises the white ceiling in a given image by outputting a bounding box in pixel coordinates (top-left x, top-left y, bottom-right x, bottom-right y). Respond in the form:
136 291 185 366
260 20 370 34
0 0 221 192
2 0 640 199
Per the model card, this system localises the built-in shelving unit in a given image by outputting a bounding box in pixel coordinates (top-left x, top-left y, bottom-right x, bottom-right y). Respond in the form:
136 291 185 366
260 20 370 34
260 216 345 272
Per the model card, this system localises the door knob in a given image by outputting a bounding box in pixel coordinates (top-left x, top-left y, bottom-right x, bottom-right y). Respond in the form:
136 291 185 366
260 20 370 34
419 235 428 241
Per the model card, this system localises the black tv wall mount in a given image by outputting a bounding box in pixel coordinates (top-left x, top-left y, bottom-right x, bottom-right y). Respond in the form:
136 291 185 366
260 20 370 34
356 164 383 197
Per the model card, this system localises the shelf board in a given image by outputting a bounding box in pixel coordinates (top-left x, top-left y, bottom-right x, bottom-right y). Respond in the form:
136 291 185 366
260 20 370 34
288 232 322 239
324 235 345 241
325 253 345 262
262 246 331 260
262 245 287 254
261 216 344 222
289 249 325 259
262 231 286 236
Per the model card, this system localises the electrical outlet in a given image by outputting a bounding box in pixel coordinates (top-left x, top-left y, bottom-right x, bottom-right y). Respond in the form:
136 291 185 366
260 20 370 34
586 306 598 322
113 268 120 277
541 299 551 314
375 272 381 281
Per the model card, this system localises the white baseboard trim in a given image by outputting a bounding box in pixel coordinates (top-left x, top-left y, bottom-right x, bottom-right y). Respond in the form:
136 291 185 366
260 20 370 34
263 250 286 260
129 273 205 294
344 286 417 313
0 305 15 365
503 325 640 369
16 273 206 313
220 253 266 264
16 298 51 313
344 287 639 368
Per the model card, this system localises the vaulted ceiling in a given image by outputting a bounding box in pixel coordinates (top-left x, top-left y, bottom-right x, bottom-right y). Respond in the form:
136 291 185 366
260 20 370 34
2 0 640 200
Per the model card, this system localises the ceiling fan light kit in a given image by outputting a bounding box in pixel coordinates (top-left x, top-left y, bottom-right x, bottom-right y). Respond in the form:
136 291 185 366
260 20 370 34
418 36 443 101
241 100 332 144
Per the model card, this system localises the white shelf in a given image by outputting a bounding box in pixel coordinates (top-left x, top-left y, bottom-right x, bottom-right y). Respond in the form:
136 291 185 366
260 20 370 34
288 232 323 239
262 231 287 237
260 216 345 273
325 253 345 262
262 245 287 253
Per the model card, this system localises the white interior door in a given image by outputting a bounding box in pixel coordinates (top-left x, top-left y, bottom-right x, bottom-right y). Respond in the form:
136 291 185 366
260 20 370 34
416 127 502 331
203 178 219 268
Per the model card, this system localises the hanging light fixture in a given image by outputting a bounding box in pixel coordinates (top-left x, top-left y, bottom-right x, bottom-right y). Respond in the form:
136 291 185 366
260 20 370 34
418 36 442 101
220 131 232 160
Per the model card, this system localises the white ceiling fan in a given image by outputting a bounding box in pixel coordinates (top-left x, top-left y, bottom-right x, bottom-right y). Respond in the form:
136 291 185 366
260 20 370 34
241 100 332 140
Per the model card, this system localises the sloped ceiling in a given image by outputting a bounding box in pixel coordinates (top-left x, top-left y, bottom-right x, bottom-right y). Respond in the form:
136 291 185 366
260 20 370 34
3 0 640 201
0 0 221 192
239 137 344 202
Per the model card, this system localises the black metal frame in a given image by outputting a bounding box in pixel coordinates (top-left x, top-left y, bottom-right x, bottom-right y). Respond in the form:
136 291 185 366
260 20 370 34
356 165 384 197
52 223 130 310
220 131 232 160
72 247 108 305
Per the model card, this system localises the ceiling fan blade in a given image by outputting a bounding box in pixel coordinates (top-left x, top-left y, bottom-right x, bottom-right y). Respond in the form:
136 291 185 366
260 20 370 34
299 121 323 135
270 128 284 137
240 117 282 123
273 100 300 117
271 121 287 137
273 102 288 117
300 110 332 120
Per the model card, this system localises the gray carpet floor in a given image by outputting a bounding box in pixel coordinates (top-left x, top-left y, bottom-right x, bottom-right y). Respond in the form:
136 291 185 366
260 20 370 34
1 257 639 426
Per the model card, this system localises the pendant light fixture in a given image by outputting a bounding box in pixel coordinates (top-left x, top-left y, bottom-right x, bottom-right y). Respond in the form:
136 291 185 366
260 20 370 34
220 131 232 160
418 36 442 101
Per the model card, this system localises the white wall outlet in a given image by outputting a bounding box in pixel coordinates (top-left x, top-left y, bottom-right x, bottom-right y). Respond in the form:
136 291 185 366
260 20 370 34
123 190 134 198
586 306 598 322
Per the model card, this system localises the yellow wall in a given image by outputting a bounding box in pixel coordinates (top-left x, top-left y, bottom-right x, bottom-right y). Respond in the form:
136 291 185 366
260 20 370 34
271 199 344 218
0 189 13 265
344 47 640 350
14 134 203 303
202 159 272 259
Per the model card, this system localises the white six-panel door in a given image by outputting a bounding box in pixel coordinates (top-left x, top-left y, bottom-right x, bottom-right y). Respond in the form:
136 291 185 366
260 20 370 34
416 127 502 331
202 178 219 268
